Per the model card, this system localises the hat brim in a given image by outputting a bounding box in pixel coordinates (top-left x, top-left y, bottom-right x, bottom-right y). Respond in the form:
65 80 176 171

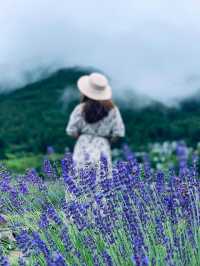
77 75 112 101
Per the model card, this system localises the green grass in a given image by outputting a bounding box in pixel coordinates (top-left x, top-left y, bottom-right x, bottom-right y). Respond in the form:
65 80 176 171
2 153 63 173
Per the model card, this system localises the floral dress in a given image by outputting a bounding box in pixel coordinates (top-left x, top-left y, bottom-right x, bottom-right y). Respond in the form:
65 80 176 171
66 103 125 168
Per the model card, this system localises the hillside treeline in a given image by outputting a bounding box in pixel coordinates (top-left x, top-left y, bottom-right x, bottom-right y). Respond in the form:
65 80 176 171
0 68 200 158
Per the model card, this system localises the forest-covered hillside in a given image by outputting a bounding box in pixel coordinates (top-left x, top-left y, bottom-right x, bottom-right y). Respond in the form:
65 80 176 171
0 67 200 159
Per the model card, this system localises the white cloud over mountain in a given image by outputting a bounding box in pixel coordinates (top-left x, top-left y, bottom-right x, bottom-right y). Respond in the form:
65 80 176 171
1 0 200 103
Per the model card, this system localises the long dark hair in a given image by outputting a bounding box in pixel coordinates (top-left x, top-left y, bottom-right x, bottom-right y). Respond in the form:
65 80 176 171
81 95 115 124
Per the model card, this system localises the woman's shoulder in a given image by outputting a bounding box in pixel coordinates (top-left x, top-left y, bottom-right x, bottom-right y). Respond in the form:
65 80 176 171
69 103 84 120
108 105 120 116
72 103 85 113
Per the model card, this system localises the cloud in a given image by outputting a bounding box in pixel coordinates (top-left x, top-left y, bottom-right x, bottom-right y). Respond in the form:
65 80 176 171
1 0 200 103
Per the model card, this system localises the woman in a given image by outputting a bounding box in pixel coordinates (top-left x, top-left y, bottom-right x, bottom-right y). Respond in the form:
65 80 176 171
66 72 125 169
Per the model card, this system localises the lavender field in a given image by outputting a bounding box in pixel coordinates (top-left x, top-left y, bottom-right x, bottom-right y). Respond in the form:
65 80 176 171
0 142 200 266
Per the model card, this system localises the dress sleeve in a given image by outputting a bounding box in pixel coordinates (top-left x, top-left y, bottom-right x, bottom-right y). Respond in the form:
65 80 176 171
111 107 125 138
66 104 83 137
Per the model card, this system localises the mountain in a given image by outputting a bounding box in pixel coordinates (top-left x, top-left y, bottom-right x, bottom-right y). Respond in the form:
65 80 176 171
0 67 90 158
0 67 200 158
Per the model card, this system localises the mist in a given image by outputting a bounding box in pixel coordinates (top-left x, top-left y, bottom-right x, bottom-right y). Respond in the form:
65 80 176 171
1 0 200 104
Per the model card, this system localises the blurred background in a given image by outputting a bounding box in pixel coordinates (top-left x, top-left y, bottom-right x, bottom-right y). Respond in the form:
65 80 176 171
1 0 200 172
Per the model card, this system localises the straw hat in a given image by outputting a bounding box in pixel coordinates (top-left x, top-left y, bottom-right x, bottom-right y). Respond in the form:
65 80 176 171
77 73 112 101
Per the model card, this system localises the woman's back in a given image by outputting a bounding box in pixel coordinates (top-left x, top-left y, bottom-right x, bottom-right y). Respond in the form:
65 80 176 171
66 102 125 167
66 103 125 138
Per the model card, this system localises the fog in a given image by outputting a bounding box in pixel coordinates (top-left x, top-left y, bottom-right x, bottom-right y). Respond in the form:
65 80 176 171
1 0 200 103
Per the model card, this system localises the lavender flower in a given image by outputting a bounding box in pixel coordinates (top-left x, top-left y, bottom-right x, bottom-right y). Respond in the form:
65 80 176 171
38 211 49 229
52 252 68 266
15 230 35 256
31 231 50 258
18 181 29 195
18 257 26 266
0 248 10 266
43 159 54 178
47 146 55 155
101 250 113 266
60 226 74 253
0 214 7 224
0 167 11 192
45 203 62 225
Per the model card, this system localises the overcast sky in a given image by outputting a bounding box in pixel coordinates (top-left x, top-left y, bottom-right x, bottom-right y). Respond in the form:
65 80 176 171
1 0 200 103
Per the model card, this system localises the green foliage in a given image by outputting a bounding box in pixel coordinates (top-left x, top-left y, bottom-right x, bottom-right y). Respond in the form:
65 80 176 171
2 153 63 173
0 67 200 159
0 67 91 157
3 154 43 173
